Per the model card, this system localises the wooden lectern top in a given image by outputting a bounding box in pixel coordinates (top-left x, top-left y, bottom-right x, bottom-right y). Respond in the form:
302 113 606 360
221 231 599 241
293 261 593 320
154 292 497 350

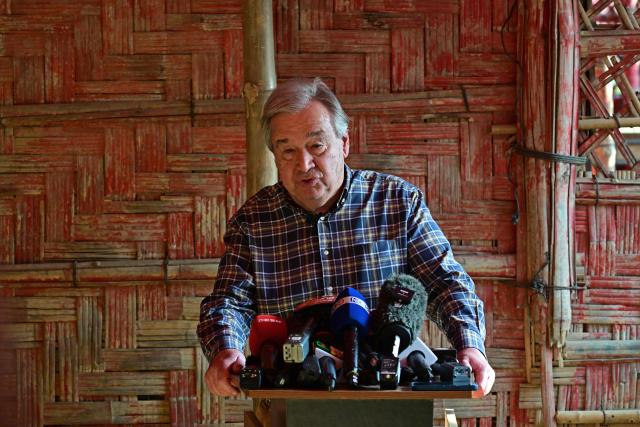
245 386 483 400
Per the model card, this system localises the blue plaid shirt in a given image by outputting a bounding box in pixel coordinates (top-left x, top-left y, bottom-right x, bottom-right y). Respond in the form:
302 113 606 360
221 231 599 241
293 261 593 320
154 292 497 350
197 166 486 360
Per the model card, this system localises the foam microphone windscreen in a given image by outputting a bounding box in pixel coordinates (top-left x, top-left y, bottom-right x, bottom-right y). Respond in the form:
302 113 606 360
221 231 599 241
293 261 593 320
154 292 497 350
248 315 289 356
372 274 428 356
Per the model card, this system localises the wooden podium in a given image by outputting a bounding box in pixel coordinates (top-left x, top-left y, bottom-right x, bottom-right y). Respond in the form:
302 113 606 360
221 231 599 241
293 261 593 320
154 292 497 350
244 387 481 427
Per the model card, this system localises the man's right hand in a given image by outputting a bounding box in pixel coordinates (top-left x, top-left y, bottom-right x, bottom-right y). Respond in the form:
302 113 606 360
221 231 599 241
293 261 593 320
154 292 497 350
204 349 246 397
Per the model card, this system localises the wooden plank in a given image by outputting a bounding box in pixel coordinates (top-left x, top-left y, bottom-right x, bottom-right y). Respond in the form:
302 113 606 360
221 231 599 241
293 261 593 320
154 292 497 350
135 122 167 173
45 242 136 261
300 30 390 53
13 57 45 105
166 259 219 280
169 370 199 426
79 372 167 396
192 53 225 100
76 155 104 215
102 54 192 80
192 126 246 153
391 28 425 92
45 172 73 242
73 214 166 242
564 340 640 360
224 29 243 98
77 296 102 373
44 402 110 425
167 119 192 154
275 0 299 52
103 348 195 371
137 320 198 348
14 196 43 263
456 254 516 278
459 0 492 53
133 30 224 54
166 13 242 31
300 0 332 29
166 296 201 320
194 196 226 258
0 214 15 263
581 31 640 57
137 285 167 320
102 0 134 55
168 212 195 259
17 348 43 427
104 126 135 200
11 0 100 15
104 287 136 349
74 15 103 81
45 30 75 103
134 0 166 31
425 12 458 85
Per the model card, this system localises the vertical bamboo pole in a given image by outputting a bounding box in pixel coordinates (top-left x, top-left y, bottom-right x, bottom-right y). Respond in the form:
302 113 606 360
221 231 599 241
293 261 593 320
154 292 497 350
520 0 557 425
550 0 578 350
243 0 278 197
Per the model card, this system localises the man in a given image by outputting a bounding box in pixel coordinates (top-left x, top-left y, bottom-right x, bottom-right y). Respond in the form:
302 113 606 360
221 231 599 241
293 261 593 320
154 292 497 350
197 78 495 397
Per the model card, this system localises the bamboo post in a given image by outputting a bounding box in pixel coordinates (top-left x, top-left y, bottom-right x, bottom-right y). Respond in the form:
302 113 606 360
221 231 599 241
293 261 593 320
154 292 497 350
556 409 640 424
579 116 640 129
243 0 278 197
520 0 557 425
550 0 578 352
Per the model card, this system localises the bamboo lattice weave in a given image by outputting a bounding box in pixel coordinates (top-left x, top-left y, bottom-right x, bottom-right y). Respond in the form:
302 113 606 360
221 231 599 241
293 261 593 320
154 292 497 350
1 1 639 426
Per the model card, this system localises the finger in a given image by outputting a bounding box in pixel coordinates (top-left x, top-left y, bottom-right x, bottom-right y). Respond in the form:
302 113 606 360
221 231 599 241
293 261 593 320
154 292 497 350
214 375 241 397
230 359 245 375
476 370 495 396
229 374 241 390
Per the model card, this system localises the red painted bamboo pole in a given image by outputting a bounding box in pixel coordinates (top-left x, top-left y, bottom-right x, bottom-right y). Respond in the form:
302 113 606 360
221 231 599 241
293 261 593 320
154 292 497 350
520 0 557 425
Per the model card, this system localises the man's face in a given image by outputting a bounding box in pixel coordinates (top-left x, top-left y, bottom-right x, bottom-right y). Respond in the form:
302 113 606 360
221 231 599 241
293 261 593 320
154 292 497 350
270 101 350 214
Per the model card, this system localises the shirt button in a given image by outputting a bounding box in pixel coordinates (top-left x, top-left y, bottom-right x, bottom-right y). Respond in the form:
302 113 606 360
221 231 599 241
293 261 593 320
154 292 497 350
323 249 330 256
326 286 333 294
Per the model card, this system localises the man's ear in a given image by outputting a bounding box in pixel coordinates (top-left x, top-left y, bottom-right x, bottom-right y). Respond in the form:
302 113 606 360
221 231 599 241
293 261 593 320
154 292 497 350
342 134 350 158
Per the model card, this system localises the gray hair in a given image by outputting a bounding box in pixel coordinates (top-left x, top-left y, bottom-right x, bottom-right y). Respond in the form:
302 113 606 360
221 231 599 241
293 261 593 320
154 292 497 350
261 77 349 151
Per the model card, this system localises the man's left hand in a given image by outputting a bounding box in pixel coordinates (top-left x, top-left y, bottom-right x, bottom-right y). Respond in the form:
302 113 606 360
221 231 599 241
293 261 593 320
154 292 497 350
457 347 495 396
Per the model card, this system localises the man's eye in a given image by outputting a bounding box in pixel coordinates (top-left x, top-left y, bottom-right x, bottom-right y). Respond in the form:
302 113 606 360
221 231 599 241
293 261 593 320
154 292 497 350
311 143 325 152
281 148 295 159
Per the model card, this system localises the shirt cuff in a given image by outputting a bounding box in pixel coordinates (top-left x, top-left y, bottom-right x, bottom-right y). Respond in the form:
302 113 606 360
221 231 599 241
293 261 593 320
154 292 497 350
450 328 486 356
200 334 246 362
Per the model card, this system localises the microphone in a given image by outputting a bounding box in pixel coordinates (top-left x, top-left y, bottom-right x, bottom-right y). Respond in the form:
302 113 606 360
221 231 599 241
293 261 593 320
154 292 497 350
242 315 288 388
330 287 370 388
399 337 438 382
371 274 427 389
371 274 428 357
283 296 334 363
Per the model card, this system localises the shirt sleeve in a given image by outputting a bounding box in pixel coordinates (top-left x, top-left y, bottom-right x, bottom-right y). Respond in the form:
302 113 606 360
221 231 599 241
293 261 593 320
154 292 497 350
406 189 486 354
196 217 257 361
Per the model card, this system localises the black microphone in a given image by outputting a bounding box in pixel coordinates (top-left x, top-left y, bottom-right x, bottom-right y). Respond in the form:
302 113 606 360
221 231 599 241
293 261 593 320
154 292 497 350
283 296 334 363
371 274 428 356
406 350 432 381
371 274 428 389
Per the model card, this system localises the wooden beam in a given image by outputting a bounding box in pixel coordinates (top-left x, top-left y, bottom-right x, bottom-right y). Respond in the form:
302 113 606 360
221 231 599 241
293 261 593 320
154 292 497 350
243 0 277 197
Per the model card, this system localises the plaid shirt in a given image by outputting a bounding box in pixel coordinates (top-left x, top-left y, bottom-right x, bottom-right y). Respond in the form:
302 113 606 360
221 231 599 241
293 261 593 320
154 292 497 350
197 166 486 360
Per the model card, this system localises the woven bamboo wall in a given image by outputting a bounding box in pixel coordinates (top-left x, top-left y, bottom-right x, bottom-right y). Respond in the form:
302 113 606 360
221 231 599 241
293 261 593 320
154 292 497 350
0 0 544 426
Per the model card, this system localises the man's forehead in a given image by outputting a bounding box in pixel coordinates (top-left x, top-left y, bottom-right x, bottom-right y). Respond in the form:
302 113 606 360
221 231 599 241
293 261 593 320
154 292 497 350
274 129 326 145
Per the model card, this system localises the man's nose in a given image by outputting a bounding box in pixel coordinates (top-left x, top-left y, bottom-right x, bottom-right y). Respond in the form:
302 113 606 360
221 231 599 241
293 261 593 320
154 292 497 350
296 149 314 172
